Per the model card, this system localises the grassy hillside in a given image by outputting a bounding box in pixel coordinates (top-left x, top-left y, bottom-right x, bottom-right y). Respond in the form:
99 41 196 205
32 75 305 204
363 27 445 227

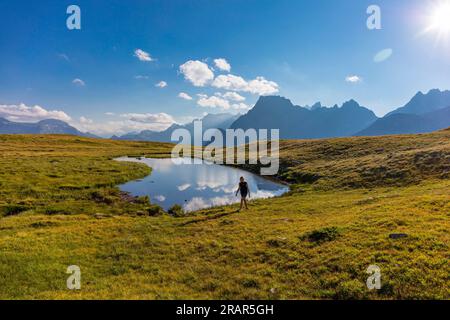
0 131 449 299
0 135 173 217
241 128 450 188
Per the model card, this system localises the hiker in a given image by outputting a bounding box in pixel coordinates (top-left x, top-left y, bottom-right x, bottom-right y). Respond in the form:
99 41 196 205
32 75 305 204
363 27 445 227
235 176 250 211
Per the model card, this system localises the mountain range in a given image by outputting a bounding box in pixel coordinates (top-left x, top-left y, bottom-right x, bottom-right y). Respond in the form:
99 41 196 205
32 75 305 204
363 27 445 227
0 118 97 137
386 89 450 116
112 113 239 143
1 89 449 140
356 106 450 136
114 89 450 141
356 89 450 136
229 96 378 139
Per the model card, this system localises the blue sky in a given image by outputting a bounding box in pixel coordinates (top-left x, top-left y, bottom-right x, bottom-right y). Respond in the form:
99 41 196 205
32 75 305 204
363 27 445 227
1 0 450 136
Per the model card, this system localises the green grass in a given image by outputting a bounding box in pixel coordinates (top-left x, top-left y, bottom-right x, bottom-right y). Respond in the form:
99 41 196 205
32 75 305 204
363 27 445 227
0 132 449 299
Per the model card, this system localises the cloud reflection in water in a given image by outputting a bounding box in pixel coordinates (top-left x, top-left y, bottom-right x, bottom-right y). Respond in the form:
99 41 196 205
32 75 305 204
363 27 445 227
116 157 288 212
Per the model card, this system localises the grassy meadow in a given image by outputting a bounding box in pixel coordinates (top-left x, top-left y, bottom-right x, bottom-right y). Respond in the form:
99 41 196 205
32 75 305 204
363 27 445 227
0 131 449 299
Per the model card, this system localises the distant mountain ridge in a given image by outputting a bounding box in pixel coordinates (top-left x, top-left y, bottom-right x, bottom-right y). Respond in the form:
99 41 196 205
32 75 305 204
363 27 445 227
387 89 450 116
113 113 240 143
356 89 450 136
0 118 97 137
229 96 378 139
356 106 450 136
113 89 450 142
2 89 449 141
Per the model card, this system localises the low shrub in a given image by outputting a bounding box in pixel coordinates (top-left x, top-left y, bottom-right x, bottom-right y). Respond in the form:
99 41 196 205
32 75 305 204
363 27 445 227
90 189 119 205
135 195 151 205
44 206 72 215
1 204 30 216
168 204 185 217
146 205 164 216
302 226 340 243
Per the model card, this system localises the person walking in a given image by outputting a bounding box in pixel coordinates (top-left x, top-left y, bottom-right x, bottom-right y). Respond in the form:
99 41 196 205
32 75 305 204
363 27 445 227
235 176 250 211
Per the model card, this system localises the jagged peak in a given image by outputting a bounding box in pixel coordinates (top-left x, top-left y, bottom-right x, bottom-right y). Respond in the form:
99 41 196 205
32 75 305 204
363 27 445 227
341 99 361 108
411 89 449 99
425 88 450 95
311 102 322 110
256 95 293 105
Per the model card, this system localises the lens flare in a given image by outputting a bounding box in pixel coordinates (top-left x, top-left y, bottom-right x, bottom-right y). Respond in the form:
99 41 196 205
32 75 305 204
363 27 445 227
423 0 450 46
429 2 450 33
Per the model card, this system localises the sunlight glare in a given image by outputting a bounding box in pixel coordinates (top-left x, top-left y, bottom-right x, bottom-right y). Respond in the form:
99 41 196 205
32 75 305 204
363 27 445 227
429 2 450 33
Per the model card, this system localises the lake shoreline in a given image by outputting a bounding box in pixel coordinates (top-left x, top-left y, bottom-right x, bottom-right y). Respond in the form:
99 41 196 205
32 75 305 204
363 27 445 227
115 156 290 212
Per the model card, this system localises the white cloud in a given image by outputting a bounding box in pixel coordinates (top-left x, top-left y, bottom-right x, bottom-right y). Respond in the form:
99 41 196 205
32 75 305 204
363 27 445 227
178 92 193 100
0 103 177 137
72 78 86 86
247 77 279 95
0 103 71 122
183 187 287 211
154 195 166 202
345 75 362 83
212 75 279 95
183 197 208 212
216 91 246 102
212 74 248 91
179 60 214 87
197 95 231 109
134 75 149 80
197 94 249 110
178 58 278 95
79 116 93 124
231 103 250 110
177 115 198 124
57 53 70 62
134 49 154 62
155 81 167 88
214 58 231 72
177 183 191 191
120 112 175 125
73 114 175 136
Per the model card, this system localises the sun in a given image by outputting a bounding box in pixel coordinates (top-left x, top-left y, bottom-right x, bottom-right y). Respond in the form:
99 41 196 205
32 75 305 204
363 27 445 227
423 0 450 44
428 1 450 33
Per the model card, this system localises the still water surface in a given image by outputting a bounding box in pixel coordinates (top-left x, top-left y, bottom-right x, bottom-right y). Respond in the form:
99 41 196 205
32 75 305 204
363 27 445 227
115 157 289 212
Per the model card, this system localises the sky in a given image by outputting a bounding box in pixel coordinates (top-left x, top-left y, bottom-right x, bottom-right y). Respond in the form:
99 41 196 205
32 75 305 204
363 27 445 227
1 0 450 136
